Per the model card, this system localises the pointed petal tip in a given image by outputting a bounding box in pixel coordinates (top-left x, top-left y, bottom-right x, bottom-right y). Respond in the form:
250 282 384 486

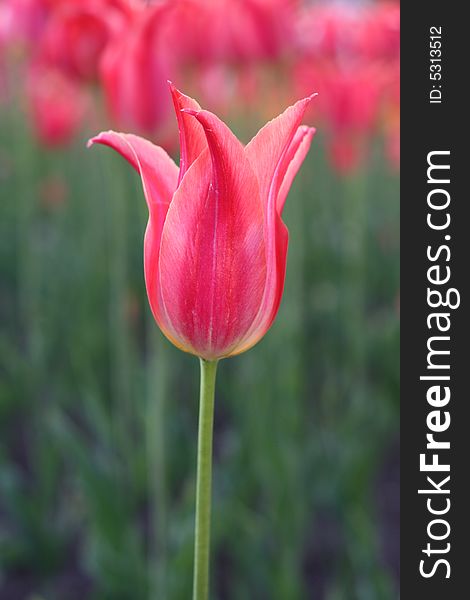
293 92 318 113
167 80 178 94
170 86 202 116
291 126 317 149
302 125 317 138
169 83 194 103
300 92 318 108
296 124 317 147
180 108 199 116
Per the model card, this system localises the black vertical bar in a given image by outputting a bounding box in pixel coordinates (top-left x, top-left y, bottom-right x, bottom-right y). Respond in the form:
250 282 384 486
401 4 467 598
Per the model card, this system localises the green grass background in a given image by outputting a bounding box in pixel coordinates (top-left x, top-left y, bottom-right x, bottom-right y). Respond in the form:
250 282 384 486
0 107 399 599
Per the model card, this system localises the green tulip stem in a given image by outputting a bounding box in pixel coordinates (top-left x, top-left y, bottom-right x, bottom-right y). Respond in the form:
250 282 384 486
193 358 218 600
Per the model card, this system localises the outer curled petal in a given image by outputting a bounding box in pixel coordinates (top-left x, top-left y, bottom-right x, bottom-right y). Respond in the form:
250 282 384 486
158 110 266 359
87 130 178 214
87 131 179 340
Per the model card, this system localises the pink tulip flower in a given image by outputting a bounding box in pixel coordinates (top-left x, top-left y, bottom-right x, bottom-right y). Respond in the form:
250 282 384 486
89 85 315 360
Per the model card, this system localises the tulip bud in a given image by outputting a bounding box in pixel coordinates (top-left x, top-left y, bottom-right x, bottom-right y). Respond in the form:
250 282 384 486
89 85 315 360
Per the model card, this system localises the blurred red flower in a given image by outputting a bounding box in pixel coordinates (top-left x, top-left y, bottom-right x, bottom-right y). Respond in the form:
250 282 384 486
364 1 400 61
27 63 89 145
100 2 175 137
39 0 131 82
0 0 48 48
294 1 399 172
164 0 297 65
1 0 400 168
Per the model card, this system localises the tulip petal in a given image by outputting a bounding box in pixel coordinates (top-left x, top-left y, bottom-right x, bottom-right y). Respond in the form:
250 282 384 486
169 83 207 185
233 96 315 354
158 111 266 359
245 94 316 213
277 125 316 215
88 131 179 339
87 131 178 215
230 216 288 356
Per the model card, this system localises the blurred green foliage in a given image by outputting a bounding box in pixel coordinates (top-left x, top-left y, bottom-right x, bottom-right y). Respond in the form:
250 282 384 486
0 110 399 599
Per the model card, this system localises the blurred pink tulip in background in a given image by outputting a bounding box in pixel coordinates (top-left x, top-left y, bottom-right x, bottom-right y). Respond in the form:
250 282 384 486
0 0 399 172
